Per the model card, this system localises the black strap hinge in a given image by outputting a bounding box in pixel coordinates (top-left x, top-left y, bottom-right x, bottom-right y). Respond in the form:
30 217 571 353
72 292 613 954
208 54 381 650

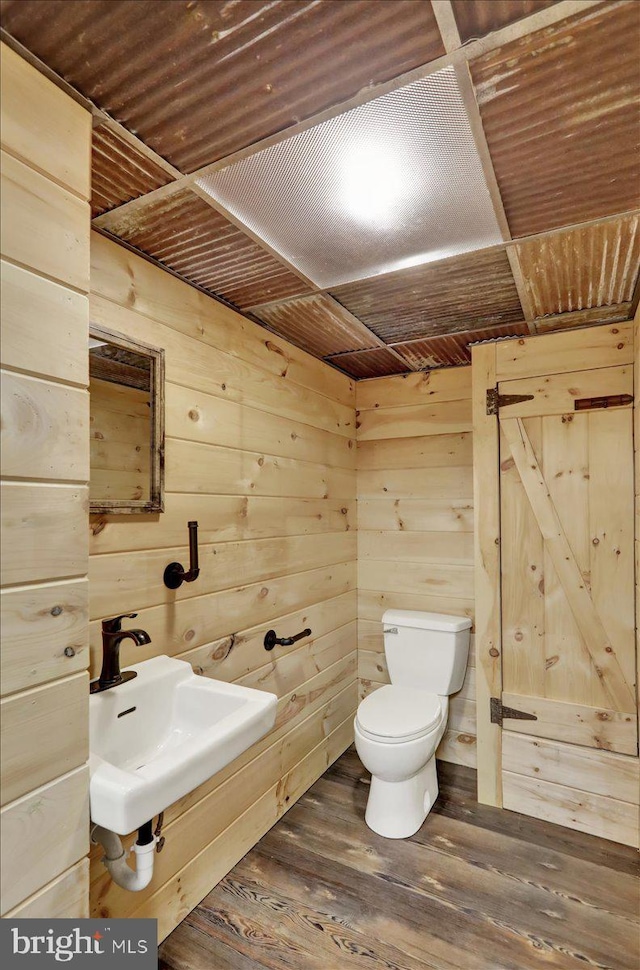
486 388 535 415
490 697 538 727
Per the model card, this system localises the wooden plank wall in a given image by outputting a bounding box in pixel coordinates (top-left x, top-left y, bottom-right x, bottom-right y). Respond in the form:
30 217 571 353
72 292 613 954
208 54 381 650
471 343 502 804
89 377 152 503
355 368 477 768
88 231 358 940
0 44 92 917
635 313 640 768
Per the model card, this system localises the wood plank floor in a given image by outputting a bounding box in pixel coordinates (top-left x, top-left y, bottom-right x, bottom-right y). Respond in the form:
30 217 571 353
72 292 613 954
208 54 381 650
159 747 640 970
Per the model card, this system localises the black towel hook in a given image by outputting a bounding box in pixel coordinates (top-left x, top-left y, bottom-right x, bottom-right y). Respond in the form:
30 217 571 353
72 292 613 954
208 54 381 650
164 521 200 589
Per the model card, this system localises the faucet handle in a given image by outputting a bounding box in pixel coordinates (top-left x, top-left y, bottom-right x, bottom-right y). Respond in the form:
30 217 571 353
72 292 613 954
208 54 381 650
102 613 138 633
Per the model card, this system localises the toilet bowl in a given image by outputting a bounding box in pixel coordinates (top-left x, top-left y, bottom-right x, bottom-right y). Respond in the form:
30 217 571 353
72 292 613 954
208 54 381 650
353 609 471 840
354 685 448 838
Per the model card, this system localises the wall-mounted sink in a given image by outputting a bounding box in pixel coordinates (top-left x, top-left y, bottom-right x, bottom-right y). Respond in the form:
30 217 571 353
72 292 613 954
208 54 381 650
89 655 277 835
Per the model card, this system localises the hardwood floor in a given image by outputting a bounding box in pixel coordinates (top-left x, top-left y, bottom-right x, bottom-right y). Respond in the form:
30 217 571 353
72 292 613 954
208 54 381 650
159 747 640 970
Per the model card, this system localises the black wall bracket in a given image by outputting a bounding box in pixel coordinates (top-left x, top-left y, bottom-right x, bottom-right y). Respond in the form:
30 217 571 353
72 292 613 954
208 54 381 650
164 521 200 589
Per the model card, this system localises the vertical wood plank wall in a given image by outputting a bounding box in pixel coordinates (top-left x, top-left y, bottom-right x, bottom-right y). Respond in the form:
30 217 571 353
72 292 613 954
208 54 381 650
470 344 502 805
88 232 358 939
635 314 640 763
477 322 639 847
355 369 477 768
0 45 92 916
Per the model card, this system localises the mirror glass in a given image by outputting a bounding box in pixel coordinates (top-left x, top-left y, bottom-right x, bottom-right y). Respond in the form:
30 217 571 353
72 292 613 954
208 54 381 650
89 325 165 514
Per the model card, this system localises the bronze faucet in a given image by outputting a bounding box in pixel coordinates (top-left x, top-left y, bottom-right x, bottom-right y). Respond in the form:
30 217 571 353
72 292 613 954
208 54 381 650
90 613 151 694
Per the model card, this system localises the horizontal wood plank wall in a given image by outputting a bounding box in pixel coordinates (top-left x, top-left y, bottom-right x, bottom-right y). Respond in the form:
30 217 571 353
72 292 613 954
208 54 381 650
0 44 91 916
88 232 357 937
89 378 152 503
355 368 477 768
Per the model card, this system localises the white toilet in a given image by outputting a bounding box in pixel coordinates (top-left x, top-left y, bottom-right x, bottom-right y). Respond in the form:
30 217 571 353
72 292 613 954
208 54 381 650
354 609 471 839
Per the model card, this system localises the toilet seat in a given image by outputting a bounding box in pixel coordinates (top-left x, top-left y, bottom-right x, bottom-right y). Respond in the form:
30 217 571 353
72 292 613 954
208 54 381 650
356 685 443 744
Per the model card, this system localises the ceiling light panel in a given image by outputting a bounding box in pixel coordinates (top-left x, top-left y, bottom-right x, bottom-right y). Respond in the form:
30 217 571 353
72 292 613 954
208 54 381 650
197 66 504 288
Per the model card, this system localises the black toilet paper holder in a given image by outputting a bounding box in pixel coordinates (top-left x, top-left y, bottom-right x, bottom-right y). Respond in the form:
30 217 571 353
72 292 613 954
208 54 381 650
264 628 312 651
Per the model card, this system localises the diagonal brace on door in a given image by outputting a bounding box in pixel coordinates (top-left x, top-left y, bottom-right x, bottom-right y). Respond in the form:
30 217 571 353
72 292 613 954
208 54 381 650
500 417 636 714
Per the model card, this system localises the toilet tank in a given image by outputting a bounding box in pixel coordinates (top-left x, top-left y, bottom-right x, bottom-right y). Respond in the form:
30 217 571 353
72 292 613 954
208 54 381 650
382 609 471 694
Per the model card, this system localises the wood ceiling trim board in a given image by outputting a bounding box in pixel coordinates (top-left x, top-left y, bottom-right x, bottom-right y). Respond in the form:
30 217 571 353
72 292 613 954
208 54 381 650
449 47 537 333
89 0 605 234
189 184 319 294
251 297 386 350
453 60 511 241
505 246 537 332
431 1 462 54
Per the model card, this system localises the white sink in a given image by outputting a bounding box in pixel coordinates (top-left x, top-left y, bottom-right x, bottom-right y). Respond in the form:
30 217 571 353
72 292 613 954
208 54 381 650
89 655 277 835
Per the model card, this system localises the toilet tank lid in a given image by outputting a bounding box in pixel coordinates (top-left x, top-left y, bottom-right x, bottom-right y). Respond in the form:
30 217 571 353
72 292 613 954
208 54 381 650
382 609 472 633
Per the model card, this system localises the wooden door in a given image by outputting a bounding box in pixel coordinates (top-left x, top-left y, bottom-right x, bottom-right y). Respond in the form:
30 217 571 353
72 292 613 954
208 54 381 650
497 365 637 757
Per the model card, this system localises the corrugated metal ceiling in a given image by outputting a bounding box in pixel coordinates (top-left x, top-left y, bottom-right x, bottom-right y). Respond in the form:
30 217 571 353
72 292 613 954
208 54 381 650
327 347 410 379
470 2 640 237
103 187 312 308
516 214 640 318
0 0 445 171
329 249 525 343
451 0 559 43
251 294 380 358
92 124 174 217
2 0 638 376
390 322 532 369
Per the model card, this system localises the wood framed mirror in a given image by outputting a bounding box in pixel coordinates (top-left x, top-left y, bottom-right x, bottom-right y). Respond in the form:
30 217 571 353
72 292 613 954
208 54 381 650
89 324 165 514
